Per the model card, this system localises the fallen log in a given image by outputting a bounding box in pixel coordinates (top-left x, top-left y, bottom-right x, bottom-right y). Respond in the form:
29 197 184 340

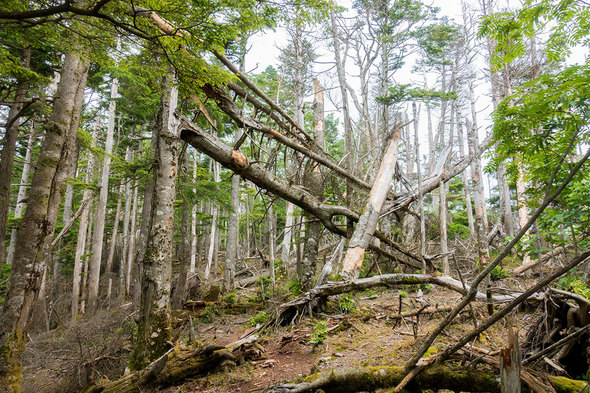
259 363 585 393
274 273 521 325
512 247 568 276
83 336 258 393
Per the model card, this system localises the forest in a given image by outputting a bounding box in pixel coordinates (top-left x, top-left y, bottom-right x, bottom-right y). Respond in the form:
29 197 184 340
0 0 589 392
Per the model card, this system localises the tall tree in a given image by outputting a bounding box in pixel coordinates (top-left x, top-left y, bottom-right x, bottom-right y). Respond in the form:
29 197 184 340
130 70 179 370
0 50 89 391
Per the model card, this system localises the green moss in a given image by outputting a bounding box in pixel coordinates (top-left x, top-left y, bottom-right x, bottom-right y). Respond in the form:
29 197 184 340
550 376 587 393
0 328 26 393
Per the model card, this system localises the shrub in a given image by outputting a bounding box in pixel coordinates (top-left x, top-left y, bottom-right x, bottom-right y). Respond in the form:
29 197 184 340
338 294 357 314
490 265 509 281
310 321 328 348
248 311 269 327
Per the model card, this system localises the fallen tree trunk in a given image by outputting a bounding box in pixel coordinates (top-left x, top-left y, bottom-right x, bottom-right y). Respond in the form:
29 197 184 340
83 336 257 393
341 127 402 279
274 273 521 325
179 121 422 270
259 363 585 393
511 246 568 276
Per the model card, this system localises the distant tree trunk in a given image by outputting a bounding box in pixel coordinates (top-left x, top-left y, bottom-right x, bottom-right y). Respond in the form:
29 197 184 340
468 82 488 231
6 127 36 266
172 150 191 309
0 51 89 392
205 161 220 279
300 79 325 291
342 127 402 280
456 114 475 241
119 147 133 299
130 71 179 370
412 102 428 271
81 205 93 314
0 47 31 267
330 10 355 241
190 153 198 273
106 181 124 302
125 177 139 296
72 123 98 322
88 74 119 315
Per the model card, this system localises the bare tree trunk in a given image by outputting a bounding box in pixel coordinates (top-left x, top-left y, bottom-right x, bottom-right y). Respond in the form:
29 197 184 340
300 79 325 291
0 47 31 267
106 182 124 302
342 127 402 280
119 147 132 299
125 178 139 296
72 122 98 322
0 51 89 391
88 73 119 315
204 161 220 279
130 71 179 370
172 150 191 308
456 111 475 241
6 127 36 266
330 10 355 241
413 103 428 271
81 206 93 315
190 153 198 273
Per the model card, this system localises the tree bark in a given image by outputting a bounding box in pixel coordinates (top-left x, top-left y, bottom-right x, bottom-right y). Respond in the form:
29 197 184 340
171 149 191 309
300 79 325 291
72 123 98 322
341 127 402 280
0 51 89 392
0 47 31 267
119 147 132 299
130 71 179 370
6 128 36 266
87 73 118 315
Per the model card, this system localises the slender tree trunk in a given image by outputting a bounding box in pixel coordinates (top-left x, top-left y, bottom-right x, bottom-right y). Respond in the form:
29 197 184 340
300 79 325 291
119 147 132 299
126 178 139 296
105 182 124 302
81 206 93 315
330 10 355 241
171 150 191 309
6 127 36 266
87 74 119 315
71 122 98 322
130 71 179 370
413 103 427 271
456 115 475 241
204 162 220 279
0 51 89 392
190 153 198 273
0 47 31 267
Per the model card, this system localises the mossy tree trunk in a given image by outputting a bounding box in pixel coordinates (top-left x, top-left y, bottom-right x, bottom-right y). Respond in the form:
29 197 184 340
0 51 89 393
130 71 179 370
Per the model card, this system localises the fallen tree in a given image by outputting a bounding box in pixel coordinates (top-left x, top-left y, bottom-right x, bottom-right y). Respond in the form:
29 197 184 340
82 335 258 393
179 121 422 270
259 363 586 393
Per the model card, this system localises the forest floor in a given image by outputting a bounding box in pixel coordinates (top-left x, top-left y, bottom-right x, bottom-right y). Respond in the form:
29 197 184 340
20 270 577 393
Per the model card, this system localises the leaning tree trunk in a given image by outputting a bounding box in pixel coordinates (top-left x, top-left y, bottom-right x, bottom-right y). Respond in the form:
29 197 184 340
0 51 89 392
130 71 179 370
87 73 118 315
341 127 402 280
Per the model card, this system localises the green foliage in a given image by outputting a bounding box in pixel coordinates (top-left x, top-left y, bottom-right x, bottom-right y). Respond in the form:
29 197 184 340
222 292 236 304
288 278 301 296
310 321 328 348
254 276 272 301
399 291 408 298
378 84 457 106
557 272 590 299
199 305 218 323
490 266 510 281
248 311 269 327
338 294 357 314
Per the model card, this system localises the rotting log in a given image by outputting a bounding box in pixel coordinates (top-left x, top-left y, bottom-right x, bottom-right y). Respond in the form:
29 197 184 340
179 121 422 270
259 363 585 393
511 247 568 276
83 336 258 393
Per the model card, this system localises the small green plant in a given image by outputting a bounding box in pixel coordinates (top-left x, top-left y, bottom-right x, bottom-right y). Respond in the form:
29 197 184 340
490 265 509 281
399 291 408 298
338 294 357 314
248 311 269 327
557 272 590 299
200 305 218 323
310 321 328 348
420 283 433 293
222 292 236 304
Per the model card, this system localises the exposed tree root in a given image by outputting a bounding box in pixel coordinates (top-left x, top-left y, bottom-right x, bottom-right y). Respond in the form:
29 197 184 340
260 363 586 393
82 336 257 393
